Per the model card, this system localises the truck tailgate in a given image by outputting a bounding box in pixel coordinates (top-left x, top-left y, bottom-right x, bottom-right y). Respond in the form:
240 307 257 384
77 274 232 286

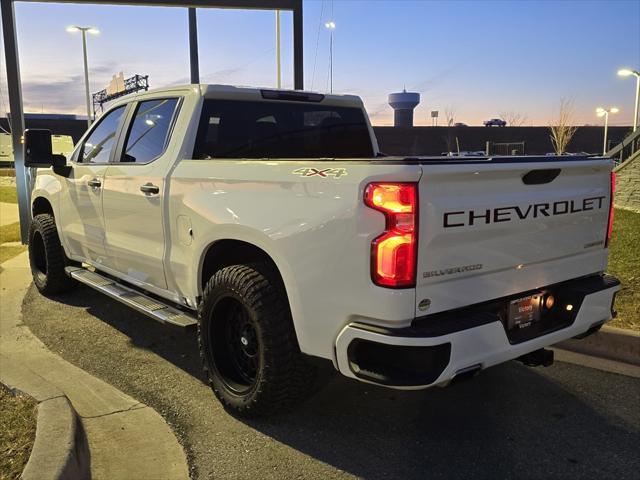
415 159 613 317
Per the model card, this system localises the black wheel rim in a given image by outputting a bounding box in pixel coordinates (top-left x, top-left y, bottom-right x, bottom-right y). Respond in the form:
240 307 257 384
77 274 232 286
30 230 47 278
209 296 260 395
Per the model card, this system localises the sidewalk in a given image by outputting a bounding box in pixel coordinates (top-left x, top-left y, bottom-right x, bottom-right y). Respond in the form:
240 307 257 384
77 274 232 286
0 252 189 479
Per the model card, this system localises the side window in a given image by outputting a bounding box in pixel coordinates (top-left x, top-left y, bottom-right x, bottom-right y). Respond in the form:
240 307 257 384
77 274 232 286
81 106 126 163
195 115 221 159
121 98 179 164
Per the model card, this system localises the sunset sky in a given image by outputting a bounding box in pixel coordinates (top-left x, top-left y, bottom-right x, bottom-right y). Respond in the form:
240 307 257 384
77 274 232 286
1 0 638 126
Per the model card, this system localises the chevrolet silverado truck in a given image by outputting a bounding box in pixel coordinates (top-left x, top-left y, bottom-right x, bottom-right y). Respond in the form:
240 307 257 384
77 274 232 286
23 84 620 417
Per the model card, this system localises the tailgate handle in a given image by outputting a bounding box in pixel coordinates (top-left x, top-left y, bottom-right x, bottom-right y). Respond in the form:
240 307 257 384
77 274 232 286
522 169 561 185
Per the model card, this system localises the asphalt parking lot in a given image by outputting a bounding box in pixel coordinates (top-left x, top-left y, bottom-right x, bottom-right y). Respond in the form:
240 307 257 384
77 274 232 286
22 284 640 480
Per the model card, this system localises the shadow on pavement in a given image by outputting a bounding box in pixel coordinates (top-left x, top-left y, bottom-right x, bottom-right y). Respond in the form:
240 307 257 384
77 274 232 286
28 284 640 480
250 364 640 479
44 284 205 380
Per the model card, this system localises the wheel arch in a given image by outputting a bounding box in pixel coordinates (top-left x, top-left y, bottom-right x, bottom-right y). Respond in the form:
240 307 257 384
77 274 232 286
200 239 283 290
196 236 304 346
32 196 54 218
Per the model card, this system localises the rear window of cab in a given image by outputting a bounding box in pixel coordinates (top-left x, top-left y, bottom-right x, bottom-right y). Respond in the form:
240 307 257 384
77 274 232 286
193 99 373 159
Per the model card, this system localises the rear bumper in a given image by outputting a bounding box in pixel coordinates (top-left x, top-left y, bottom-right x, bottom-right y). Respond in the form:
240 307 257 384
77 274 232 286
334 274 620 389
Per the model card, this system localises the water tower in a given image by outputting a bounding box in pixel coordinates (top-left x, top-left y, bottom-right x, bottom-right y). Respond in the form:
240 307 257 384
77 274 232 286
388 89 420 127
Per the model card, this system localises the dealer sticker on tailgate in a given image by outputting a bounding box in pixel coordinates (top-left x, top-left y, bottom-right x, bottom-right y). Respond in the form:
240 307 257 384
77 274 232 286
507 294 541 330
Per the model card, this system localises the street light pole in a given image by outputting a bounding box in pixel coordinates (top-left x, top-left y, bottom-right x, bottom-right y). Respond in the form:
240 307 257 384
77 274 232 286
635 74 639 131
67 26 99 127
276 10 281 88
80 30 91 126
602 111 609 155
324 21 335 93
617 69 640 132
596 107 619 155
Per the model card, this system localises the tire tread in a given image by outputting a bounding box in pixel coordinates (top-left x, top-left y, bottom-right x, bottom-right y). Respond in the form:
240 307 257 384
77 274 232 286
28 214 75 294
197 263 316 417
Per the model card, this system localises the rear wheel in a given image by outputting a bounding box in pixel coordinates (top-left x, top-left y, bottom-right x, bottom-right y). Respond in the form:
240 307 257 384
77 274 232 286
198 263 316 417
28 214 75 295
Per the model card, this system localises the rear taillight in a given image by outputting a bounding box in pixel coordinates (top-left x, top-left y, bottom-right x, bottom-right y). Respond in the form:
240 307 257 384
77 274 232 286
605 171 616 248
364 183 418 288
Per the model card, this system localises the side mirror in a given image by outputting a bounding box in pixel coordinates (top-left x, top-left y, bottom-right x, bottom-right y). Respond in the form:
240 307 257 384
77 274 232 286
24 129 66 167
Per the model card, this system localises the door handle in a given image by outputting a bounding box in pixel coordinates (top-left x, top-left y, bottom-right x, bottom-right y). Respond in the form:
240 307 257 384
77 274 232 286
140 183 160 195
87 178 102 188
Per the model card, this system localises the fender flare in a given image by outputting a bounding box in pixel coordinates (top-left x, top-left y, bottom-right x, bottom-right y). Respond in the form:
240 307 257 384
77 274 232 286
194 226 305 342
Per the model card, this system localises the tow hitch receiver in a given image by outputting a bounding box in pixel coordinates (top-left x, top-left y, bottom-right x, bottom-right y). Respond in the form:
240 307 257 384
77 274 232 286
517 348 554 367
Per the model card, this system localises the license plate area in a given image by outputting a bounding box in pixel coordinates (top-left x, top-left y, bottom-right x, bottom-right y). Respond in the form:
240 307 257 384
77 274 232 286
507 294 542 330
502 288 583 344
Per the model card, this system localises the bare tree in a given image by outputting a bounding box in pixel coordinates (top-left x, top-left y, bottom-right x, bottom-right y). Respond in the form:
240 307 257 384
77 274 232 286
499 111 528 127
444 105 456 127
549 99 578 154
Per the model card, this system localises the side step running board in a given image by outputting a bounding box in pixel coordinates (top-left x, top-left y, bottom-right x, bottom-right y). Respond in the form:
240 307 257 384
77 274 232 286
65 267 197 328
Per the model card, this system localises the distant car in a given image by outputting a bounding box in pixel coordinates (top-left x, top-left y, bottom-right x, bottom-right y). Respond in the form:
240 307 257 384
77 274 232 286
545 152 587 156
51 135 75 157
484 118 507 127
0 132 13 164
453 122 468 127
441 151 486 157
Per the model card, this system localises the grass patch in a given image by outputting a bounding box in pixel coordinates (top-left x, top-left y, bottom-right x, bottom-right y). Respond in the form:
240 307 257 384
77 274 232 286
0 186 18 204
608 208 640 331
0 222 21 244
0 388 37 480
0 222 24 264
0 245 26 265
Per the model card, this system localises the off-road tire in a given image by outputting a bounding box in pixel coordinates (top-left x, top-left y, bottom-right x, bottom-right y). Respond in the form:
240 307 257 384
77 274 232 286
198 263 317 417
28 214 75 295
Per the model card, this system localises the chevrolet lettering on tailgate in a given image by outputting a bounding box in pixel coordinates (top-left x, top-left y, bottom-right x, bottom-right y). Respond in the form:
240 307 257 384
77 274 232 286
443 196 607 228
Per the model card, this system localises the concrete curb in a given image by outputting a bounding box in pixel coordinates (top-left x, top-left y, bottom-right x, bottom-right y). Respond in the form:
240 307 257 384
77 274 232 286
0 252 190 479
1 378 90 480
552 348 640 379
21 395 90 480
556 325 640 366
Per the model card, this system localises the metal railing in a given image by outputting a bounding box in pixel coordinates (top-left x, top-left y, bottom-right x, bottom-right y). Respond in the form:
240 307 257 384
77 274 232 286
607 128 640 165
485 141 526 156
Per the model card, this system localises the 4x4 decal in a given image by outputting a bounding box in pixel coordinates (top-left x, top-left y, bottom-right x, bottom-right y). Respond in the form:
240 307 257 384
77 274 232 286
292 167 347 179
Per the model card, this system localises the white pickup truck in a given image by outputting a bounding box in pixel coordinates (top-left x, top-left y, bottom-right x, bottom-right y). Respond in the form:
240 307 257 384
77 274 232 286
23 84 620 417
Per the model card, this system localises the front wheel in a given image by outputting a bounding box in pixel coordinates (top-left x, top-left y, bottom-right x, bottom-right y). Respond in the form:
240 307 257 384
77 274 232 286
198 263 316 417
28 214 75 295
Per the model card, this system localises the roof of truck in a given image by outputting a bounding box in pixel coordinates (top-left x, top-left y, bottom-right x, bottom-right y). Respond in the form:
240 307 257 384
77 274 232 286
122 84 363 106
202 84 361 100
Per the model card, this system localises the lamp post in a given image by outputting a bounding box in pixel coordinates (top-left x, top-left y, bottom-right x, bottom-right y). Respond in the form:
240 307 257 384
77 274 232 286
617 68 640 132
275 10 281 88
596 107 619 155
324 21 335 93
66 25 99 127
